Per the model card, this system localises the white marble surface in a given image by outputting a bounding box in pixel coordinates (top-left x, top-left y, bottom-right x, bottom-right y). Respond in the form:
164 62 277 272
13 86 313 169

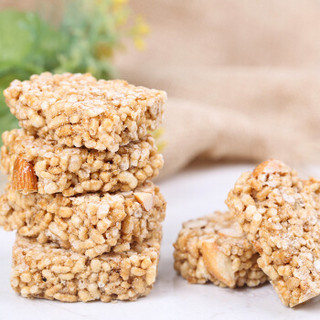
1 163 320 320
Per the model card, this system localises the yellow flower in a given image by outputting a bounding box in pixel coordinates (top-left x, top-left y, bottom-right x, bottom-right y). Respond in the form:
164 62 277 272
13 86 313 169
151 128 166 152
115 12 128 26
132 16 149 50
134 37 146 50
135 16 149 35
112 0 128 11
152 128 165 140
113 0 127 5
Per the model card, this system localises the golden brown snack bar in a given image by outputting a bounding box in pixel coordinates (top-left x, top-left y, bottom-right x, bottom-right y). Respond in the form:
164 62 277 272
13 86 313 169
0 182 166 258
173 211 267 288
4 73 166 151
11 232 161 302
226 159 320 307
1 129 163 196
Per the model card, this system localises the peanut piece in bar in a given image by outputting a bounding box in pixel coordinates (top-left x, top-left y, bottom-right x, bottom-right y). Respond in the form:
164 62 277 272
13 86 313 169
11 157 37 194
173 211 267 288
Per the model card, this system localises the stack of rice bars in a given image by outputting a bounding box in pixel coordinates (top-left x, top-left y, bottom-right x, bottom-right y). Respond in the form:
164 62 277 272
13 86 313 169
0 73 167 302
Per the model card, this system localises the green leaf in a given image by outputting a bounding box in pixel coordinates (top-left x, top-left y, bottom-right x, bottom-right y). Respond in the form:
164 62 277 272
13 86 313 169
0 10 67 143
0 10 34 64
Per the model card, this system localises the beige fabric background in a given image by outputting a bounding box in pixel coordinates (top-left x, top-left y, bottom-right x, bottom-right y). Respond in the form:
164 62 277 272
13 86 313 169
3 0 320 179
115 0 320 178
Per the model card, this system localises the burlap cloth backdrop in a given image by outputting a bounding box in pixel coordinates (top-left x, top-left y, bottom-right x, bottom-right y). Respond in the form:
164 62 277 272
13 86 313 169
2 0 320 179
115 0 320 178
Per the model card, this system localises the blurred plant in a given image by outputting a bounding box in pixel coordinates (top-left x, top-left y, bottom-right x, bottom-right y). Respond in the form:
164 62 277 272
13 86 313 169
0 0 149 134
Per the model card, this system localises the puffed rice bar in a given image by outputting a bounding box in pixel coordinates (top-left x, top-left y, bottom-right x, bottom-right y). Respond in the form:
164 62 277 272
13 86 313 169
226 159 320 307
11 232 161 302
1 129 163 196
4 73 166 152
173 211 267 288
0 182 166 258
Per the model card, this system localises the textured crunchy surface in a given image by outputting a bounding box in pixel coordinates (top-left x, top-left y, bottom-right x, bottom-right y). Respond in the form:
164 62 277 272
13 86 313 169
173 211 267 288
4 73 166 151
0 182 166 258
226 159 320 307
11 232 161 302
1 129 163 196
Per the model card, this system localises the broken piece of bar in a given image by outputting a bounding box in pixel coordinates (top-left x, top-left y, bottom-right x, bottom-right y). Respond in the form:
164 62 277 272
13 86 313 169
226 159 320 307
1 129 163 196
11 232 161 302
4 72 166 152
173 211 267 288
0 182 166 258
